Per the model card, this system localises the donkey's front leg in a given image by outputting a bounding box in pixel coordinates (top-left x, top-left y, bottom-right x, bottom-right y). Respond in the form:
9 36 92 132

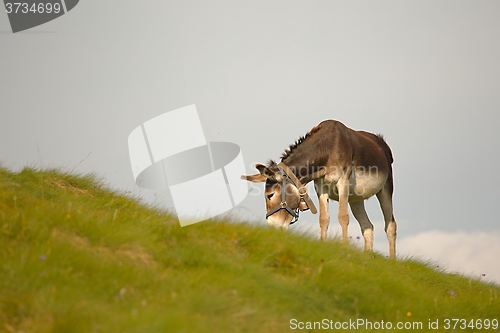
336 176 350 243
316 181 330 241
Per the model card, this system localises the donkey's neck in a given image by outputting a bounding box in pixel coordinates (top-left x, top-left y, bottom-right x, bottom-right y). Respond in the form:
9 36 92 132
280 134 328 182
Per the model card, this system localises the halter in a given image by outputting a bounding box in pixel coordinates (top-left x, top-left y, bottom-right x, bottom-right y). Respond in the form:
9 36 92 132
265 163 318 225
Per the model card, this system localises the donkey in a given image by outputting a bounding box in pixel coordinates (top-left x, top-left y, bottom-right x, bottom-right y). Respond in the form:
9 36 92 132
242 120 398 258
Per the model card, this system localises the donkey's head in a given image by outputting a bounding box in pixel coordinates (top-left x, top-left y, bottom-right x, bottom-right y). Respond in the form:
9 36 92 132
242 163 310 229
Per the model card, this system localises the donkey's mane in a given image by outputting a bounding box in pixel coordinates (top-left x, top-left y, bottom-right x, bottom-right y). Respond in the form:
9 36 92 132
266 159 278 167
278 122 323 163
269 122 390 166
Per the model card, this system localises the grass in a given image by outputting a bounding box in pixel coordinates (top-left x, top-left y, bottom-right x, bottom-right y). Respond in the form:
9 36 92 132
0 165 499 332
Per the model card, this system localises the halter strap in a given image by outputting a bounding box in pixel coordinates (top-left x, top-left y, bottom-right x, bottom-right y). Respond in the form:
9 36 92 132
278 162 318 214
265 166 300 223
265 163 318 224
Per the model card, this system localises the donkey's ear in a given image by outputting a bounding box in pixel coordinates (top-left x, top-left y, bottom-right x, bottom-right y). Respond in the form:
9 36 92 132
241 164 267 182
256 163 282 182
255 164 269 176
241 173 266 182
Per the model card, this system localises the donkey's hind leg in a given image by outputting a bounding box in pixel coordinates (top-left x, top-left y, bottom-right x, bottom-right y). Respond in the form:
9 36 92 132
350 200 374 251
376 175 397 259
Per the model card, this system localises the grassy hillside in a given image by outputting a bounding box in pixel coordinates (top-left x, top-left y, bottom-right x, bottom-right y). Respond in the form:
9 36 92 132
0 166 499 333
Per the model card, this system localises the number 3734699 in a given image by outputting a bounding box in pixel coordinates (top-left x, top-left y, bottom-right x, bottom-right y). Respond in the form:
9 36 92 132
443 318 498 330
5 3 62 14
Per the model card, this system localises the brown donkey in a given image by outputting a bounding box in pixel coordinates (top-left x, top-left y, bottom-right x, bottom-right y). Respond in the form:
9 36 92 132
242 120 397 258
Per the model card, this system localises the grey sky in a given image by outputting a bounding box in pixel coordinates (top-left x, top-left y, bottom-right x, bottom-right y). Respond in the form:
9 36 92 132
1 1 500 273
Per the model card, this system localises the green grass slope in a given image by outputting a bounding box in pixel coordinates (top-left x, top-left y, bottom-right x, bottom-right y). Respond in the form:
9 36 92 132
0 166 499 333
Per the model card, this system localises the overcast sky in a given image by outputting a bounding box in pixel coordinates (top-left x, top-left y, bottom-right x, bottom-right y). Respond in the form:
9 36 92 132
1 1 499 283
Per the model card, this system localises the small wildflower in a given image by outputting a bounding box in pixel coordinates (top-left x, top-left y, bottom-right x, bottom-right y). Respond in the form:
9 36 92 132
115 287 127 301
450 290 456 296
406 312 412 317
40 255 47 261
